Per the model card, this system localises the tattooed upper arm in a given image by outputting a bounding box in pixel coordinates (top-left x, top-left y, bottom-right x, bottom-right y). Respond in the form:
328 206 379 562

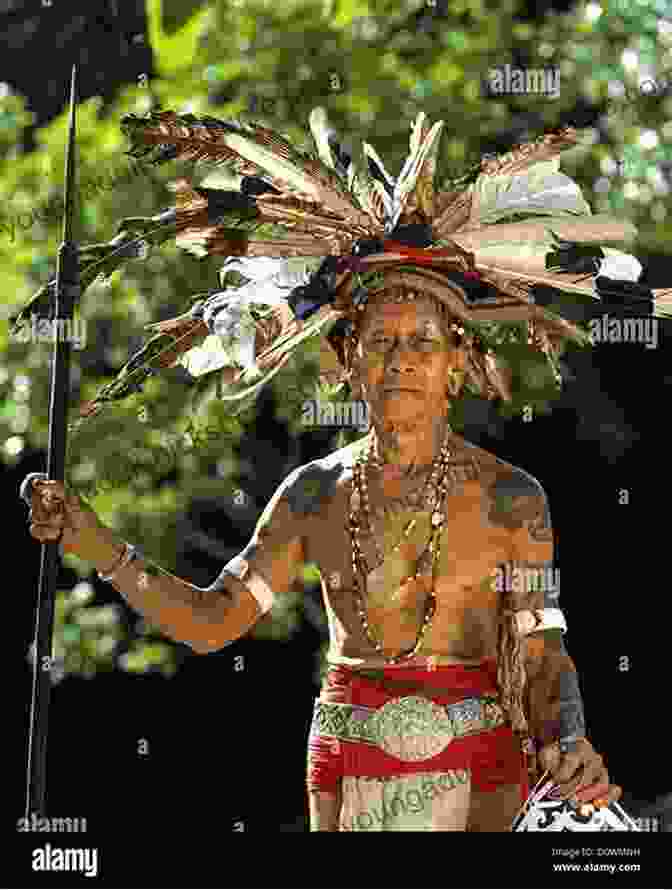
485 463 562 660
484 465 585 739
484 463 554 545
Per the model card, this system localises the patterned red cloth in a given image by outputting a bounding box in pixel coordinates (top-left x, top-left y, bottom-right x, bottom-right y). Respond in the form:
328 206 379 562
307 657 529 804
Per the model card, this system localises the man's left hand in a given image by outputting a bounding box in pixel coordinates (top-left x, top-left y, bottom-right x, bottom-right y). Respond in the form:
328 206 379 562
537 738 623 808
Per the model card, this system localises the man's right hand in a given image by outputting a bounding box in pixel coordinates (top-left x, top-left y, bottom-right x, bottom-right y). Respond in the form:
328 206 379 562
21 475 106 558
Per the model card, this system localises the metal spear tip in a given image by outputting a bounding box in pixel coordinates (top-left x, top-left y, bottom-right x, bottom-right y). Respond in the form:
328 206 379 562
62 64 78 245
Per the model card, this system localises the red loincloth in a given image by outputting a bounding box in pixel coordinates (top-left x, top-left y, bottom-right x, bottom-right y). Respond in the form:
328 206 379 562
307 657 530 805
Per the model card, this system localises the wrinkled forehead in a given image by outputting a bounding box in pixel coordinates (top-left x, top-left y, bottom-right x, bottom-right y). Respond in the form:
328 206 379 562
358 295 446 335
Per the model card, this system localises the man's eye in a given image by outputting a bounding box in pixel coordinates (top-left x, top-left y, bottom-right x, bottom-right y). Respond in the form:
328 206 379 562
368 336 438 347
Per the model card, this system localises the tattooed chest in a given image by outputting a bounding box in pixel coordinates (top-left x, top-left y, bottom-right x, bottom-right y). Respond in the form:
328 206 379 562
311 480 514 603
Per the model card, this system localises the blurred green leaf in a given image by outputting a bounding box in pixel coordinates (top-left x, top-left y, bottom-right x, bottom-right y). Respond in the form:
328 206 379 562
147 0 212 77
161 0 209 36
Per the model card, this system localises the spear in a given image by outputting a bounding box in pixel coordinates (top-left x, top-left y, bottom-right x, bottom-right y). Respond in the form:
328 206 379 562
25 65 80 820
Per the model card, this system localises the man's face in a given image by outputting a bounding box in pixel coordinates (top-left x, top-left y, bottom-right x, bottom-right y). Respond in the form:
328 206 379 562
351 295 465 426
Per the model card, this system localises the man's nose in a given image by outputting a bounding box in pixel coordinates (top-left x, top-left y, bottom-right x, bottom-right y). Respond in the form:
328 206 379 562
386 339 419 371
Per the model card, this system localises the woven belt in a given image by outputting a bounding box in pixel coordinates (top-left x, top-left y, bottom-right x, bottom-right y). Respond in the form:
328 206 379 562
310 694 507 763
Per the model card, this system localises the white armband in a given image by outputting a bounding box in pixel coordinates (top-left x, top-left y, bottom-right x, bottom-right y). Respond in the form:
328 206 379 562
514 607 567 636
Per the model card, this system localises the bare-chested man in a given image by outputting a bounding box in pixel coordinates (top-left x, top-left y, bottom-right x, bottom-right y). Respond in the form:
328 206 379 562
24 289 622 831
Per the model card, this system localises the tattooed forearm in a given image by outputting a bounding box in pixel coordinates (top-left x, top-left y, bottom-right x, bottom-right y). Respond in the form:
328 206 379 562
526 645 587 745
107 556 232 649
558 666 587 740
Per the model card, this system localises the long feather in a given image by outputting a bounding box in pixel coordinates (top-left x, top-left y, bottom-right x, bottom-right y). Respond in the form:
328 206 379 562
308 106 352 184
168 177 356 256
309 107 338 173
452 214 637 245
361 139 396 191
408 113 440 220
471 260 605 300
73 256 313 422
432 188 474 237
121 110 372 230
357 142 393 227
9 209 180 332
255 192 370 240
347 150 386 230
10 169 314 331
393 114 444 227
478 126 584 178
71 319 210 428
468 159 592 227
177 232 341 258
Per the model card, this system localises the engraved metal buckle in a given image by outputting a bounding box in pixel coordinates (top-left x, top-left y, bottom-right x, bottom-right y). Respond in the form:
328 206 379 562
371 695 454 762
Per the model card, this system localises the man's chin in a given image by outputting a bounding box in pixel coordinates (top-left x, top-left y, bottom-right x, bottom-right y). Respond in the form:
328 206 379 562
381 390 425 401
375 399 432 422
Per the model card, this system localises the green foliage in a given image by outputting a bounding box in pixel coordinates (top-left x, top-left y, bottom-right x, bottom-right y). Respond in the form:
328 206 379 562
32 581 183 684
160 0 210 36
3 0 671 681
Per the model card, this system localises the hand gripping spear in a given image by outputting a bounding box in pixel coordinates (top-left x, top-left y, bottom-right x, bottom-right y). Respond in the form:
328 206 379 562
25 65 80 820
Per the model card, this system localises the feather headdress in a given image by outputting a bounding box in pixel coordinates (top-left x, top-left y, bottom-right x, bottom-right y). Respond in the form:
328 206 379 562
10 107 672 429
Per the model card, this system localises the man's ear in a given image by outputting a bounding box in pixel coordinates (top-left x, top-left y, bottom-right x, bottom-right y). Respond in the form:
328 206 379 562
349 373 363 401
445 367 466 399
443 343 468 399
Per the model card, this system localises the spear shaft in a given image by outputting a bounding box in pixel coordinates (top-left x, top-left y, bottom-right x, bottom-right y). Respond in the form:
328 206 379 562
25 65 80 819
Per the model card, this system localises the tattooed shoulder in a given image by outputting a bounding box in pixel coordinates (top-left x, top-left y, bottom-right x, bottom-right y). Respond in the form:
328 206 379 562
481 459 553 543
281 449 351 518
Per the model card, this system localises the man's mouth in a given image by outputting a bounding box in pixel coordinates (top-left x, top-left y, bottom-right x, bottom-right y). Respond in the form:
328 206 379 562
383 386 421 393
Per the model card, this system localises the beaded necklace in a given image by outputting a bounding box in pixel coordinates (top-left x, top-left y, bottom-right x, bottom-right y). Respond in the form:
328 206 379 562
348 423 467 664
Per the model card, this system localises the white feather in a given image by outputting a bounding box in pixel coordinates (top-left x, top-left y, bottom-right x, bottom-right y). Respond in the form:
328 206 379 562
392 119 444 228
222 131 322 198
179 256 326 377
597 251 643 281
178 335 238 377
309 107 335 171
474 160 592 223
361 141 396 187
219 256 324 292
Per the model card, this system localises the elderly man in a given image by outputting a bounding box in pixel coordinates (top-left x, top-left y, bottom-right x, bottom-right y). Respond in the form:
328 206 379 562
24 284 621 831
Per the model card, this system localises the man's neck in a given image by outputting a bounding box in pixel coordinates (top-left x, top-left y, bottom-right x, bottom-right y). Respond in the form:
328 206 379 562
370 418 452 479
